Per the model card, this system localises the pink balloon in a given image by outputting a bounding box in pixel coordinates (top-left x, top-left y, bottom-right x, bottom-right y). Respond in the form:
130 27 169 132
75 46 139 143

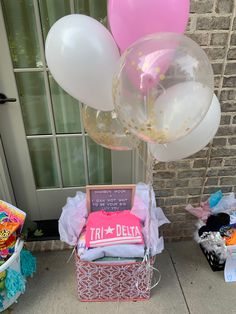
108 0 190 52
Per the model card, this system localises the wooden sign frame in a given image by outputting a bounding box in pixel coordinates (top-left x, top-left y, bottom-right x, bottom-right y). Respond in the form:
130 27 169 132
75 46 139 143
86 184 136 212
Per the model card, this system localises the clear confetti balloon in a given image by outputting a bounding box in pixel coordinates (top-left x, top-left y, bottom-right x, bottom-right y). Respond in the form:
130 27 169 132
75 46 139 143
113 33 214 144
82 105 140 151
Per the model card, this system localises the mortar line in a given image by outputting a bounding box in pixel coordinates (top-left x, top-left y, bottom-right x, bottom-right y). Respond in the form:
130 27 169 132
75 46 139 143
167 248 191 314
200 2 236 201
200 143 213 202
217 0 236 98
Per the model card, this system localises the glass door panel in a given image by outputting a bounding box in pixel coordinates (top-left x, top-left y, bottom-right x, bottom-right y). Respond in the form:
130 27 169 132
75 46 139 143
57 137 86 187
2 0 42 68
15 72 51 135
75 0 107 21
86 137 112 185
48 75 82 134
28 138 59 188
39 0 71 41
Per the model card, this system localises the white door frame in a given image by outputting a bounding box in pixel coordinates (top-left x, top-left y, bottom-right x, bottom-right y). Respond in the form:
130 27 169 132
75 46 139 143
0 136 16 204
0 5 39 220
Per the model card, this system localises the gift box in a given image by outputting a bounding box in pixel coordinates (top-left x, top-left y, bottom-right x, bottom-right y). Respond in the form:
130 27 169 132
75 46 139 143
75 254 154 302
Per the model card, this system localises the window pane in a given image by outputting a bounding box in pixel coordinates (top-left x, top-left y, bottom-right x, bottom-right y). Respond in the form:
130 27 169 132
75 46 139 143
86 137 112 185
2 0 42 68
74 0 90 15
57 137 86 187
75 0 107 25
39 0 71 42
87 0 107 21
28 138 59 189
49 74 82 134
15 72 51 135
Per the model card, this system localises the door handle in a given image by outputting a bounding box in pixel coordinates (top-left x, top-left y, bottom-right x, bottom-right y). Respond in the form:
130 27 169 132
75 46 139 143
0 93 17 104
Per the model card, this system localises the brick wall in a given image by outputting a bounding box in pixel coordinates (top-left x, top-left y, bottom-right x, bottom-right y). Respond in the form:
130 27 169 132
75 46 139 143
154 0 236 241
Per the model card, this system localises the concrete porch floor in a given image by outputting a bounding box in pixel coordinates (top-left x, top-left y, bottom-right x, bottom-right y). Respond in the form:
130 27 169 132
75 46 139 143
8 241 236 314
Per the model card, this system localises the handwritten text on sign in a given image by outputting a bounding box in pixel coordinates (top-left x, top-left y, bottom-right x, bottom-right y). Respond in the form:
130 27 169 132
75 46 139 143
87 185 135 212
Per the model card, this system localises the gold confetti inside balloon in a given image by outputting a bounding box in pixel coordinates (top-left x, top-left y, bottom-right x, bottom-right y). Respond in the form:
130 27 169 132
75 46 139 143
82 105 140 151
113 33 214 144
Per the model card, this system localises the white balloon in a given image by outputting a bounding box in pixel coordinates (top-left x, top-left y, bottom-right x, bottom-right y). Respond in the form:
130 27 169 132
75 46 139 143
45 14 120 111
149 94 221 162
151 81 212 143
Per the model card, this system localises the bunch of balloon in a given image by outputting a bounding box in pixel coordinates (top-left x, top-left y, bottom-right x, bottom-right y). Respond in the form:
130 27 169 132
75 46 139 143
45 0 220 159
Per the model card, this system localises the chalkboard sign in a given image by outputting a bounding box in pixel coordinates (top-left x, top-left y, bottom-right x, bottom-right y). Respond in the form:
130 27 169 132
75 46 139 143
86 184 136 212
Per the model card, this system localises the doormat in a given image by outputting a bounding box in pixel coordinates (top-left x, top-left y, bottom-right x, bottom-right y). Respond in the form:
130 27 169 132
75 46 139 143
27 220 60 241
25 240 72 252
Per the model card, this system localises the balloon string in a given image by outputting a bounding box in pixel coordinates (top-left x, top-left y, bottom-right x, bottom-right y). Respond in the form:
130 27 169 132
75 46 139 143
200 141 213 203
150 265 162 290
126 132 154 255
146 158 154 255
66 246 76 263
115 91 161 291
135 257 161 292
127 140 162 291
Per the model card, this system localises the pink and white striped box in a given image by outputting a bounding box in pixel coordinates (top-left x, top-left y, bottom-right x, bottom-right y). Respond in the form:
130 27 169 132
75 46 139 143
75 254 154 302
